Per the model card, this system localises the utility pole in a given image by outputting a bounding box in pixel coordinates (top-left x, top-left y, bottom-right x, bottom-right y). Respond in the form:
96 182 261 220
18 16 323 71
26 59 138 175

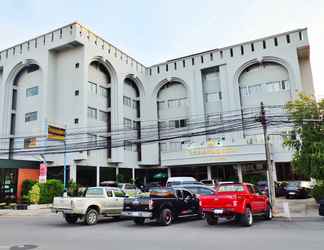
260 102 276 205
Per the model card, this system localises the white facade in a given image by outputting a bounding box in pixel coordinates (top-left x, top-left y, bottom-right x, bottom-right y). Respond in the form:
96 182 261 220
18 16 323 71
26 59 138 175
0 22 314 184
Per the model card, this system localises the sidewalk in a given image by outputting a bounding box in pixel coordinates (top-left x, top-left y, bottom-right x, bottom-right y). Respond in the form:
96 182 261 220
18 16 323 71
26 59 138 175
0 204 53 217
273 197 320 221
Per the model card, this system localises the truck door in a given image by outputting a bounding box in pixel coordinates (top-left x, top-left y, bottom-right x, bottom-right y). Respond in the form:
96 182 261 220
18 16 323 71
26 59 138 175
246 185 259 213
182 190 197 215
111 189 126 215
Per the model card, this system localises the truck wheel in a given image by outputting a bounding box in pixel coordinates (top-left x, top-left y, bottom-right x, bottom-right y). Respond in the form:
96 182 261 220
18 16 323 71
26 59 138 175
64 214 78 224
133 218 145 225
240 207 253 227
264 204 273 220
158 208 173 226
85 209 98 225
206 214 218 225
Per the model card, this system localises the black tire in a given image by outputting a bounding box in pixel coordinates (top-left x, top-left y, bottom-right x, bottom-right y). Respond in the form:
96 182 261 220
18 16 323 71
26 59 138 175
206 214 218 225
264 204 273 220
158 208 173 226
84 209 99 225
240 207 253 227
64 214 78 224
133 218 145 225
234 215 241 222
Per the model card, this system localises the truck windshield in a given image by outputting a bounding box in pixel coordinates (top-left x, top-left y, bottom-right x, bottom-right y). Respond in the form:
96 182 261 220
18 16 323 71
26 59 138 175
218 185 244 192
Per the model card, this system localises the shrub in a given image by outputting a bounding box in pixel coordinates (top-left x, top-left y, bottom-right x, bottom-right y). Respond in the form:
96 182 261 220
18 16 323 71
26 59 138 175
311 182 324 203
38 179 64 204
67 181 79 197
28 184 40 204
21 179 37 198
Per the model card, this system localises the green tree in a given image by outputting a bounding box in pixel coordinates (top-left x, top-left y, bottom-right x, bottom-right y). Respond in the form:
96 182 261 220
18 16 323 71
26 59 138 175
284 94 324 180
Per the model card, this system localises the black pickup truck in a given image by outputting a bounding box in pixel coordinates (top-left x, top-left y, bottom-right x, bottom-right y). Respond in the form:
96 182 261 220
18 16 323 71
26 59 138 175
121 187 201 226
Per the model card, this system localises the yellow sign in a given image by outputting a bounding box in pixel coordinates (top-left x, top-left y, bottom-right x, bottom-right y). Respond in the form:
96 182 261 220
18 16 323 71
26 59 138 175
48 125 65 141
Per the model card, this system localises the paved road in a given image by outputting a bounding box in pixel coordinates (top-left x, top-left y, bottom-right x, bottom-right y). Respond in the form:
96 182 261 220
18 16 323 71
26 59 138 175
0 214 323 250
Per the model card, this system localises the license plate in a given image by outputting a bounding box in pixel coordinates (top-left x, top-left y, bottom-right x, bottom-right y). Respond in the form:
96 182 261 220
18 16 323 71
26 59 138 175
289 192 296 195
214 209 223 214
132 212 140 216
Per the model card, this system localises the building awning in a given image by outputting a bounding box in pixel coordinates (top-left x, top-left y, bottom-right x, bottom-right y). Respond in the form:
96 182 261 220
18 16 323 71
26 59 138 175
0 159 40 169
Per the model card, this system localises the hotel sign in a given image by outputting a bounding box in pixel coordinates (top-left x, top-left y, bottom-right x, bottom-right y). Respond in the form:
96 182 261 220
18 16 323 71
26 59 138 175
185 139 239 156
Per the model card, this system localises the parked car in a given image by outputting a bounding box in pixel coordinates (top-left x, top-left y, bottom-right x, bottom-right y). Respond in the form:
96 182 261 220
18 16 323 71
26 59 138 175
201 179 217 187
275 181 288 197
166 177 200 187
118 183 141 197
52 187 127 225
100 181 118 187
285 181 312 199
256 181 269 196
201 179 234 188
319 199 324 216
199 183 272 227
141 182 161 192
172 184 215 198
121 187 201 226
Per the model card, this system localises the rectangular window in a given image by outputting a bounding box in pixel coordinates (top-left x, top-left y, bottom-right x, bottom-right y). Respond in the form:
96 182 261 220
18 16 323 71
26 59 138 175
251 43 255 52
158 121 167 129
210 53 213 61
240 45 244 55
274 37 278 46
183 60 186 68
158 101 166 110
192 58 195 65
24 137 37 148
201 56 204 63
299 31 303 41
174 62 177 70
123 96 131 107
88 82 97 95
87 107 97 119
165 64 168 72
132 100 138 109
123 118 132 129
169 120 176 128
263 40 266 49
99 110 108 122
99 86 108 97
286 34 291 43
240 87 249 97
160 142 167 153
230 48 233 57
25 111 38 122
26 86 39 97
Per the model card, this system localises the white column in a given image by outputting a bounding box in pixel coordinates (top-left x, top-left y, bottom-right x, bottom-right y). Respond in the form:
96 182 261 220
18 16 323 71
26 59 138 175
69 161 77 182
272 161 277 182
96 166 100 187
116 167 119 182
167 168 171 178
132 168 135 182
207 166 212 180
237 165 243 183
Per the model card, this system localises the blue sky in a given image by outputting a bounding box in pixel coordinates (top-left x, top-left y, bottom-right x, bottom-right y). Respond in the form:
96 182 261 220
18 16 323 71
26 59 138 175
1 0 323 98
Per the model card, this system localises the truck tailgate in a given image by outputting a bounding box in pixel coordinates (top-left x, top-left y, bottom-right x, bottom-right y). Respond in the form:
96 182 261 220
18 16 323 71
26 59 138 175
53 197 73 210
201 194 238 209
124 197 151 211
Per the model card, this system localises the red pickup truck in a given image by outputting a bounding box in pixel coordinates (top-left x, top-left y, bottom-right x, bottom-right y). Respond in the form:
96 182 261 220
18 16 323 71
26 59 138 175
199 183 272 226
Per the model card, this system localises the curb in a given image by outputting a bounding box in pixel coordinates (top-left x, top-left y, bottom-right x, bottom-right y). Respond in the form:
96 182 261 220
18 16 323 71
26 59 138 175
273 216 323 222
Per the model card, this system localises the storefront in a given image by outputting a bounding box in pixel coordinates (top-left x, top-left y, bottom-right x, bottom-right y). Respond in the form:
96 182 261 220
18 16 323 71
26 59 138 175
0 159 40 203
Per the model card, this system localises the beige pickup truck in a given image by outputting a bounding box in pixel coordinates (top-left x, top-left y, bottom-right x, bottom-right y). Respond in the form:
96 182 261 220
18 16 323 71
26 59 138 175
52 187 126 225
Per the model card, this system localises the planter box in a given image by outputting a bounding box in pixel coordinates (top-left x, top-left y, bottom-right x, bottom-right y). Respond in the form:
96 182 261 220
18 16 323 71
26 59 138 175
16 204 28 210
